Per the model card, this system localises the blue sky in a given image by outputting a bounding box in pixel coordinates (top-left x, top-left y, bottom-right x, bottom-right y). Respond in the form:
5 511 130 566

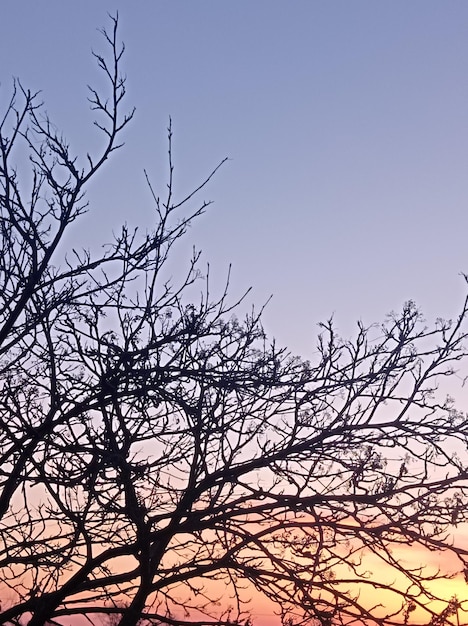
2 1 468 356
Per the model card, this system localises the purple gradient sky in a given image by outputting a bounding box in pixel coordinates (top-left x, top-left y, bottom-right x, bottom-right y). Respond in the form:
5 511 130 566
2 1 468 356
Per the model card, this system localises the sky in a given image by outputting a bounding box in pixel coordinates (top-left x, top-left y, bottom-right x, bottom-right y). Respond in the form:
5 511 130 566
2 2 468 358
2 3 468 623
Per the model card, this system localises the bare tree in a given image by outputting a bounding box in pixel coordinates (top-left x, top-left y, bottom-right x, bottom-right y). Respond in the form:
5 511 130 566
0 14 468 626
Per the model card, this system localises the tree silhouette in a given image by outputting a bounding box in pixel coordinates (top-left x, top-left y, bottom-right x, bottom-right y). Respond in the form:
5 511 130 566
0 15 467 626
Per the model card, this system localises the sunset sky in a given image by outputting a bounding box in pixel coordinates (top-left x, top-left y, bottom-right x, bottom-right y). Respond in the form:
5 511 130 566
2 1 468 357
2 2 468 623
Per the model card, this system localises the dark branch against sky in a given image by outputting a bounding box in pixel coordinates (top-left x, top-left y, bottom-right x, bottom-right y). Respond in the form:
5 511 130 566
1 1 468 353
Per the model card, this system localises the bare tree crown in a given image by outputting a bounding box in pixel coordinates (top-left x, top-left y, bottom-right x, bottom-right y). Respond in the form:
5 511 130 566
0 15 467 626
